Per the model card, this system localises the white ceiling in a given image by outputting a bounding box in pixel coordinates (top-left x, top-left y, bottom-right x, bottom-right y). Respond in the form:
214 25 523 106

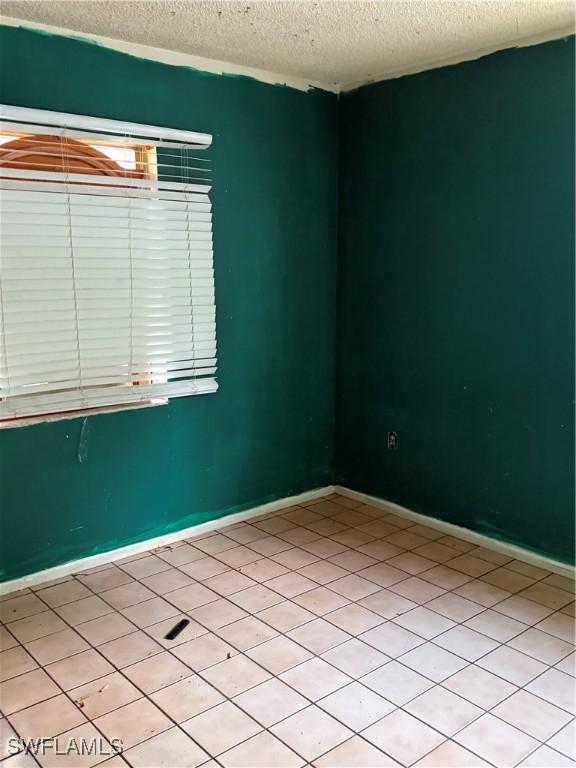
2 1 574 90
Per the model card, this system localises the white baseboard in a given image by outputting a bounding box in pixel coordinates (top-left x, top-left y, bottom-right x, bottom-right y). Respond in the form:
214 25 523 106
335 485 575 579
0 485 335 596
3 483 572 595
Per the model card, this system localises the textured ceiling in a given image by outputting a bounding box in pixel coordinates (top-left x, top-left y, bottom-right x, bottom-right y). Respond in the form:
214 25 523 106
2 1 574 89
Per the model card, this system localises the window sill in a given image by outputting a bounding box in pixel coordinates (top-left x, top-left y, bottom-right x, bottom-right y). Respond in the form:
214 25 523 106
0 398 167 429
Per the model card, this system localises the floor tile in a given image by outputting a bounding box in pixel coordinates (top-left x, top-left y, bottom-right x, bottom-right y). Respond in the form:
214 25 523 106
361 660 433 705
401 643 468 682
180 557 230 581
273 547 320 570
25 628 89 665
360 621 424 657
520 582 574 610
507 627 574 665
415 740 491 766
4 496 573 768
519 745 574 767
56 595 115 627
75 613 136 646
69 671 142 719
272 705 353 762
448 555 496 578
359 589 417 619
150 674 224 722
355 563 407 588
123 726 210 768
318 681 395 730
493 688 572 741
481 567 535 593
46 648 114 690
256 600 315 631
464 608 528 642
99 631 163 668
426 593 484 622
217 547 264 568
477 645 547 686
547 720 576 760
314 735 401 766
330 551 378 573
187 598 248 630
555 651 575 677
388 577 445 603
442 664 517 708
293 587 349 616
0 593 47 624
146 615 207 648
36 581 92 608
0 626 18 652
454 713 539 766
387 552 436 575
100 582 156 610
321 638 389 677
216 615 278 651
405 686 482 735
297 561 349 585
526 668 575 714
247 635 312 674
325 604 383 634
140 568 195 594
119 554 173 579
8 611 68 643
0 646 38 681
455 580 511 607
202 571 257 596
95 698 171 750
535 612 575 644
433 625 499 662
280 657 351 700
162 583 219 612
229 584 284 612
0 668 60 715
78 568 134 593
362 709 445 765
287 617 351 654
173 632 238 670
493 595 554 625
420 564 473 590
413 543 466 565
123 651 193 693
302 539 348 560
9 694 86 739
219 730 305 767
247 535 293 557
183 700 262 754
201 654 271 697
34 722 116 768
393 606 456 639
233 678 308 726
329 575 381 600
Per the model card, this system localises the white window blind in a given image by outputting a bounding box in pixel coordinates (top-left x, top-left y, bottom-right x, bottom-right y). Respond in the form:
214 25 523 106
0 105 217 425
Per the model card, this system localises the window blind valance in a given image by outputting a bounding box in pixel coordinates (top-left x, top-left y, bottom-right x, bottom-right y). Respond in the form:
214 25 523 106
0 105 218 425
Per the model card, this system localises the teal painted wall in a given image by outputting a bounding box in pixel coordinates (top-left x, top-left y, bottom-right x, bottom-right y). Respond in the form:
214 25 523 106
0 26 338 581
1 28 573 581
336 38 575 563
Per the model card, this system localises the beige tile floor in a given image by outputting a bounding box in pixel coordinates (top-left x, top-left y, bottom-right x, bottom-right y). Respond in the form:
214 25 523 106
0 492 574 768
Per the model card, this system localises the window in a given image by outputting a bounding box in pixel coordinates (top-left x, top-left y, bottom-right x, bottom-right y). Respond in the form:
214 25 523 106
0 105 217 426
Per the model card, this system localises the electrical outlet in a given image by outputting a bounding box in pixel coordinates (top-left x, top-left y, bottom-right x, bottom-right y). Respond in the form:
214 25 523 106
387 431 398 450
